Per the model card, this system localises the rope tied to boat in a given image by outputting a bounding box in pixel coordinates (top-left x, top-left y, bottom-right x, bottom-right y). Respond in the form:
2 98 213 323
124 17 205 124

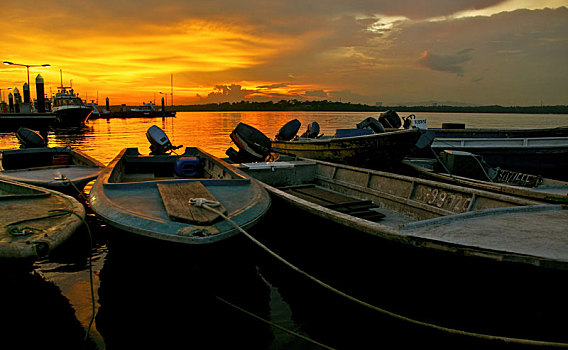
196 200 568 348
189 198 222 208
7 226 43 236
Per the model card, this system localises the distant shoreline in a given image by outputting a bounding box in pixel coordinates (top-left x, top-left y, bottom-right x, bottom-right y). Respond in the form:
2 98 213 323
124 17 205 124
111 100 568 114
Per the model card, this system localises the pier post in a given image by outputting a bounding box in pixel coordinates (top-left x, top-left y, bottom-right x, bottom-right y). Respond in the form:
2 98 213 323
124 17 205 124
36 74 46 113
8 93 14 113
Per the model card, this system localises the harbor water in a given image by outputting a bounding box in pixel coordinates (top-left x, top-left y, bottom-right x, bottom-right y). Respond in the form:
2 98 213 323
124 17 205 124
1 111 567 349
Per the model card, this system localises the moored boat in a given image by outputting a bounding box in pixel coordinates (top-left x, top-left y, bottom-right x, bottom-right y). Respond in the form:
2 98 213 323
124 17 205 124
51 86 92 127
85 101 111 119
226 121 429 171
234 157 568 270
89 126 270 244
0 178 85 263
110 101 176 118
402 153 568 204
0 128 105 196
430 136 568 180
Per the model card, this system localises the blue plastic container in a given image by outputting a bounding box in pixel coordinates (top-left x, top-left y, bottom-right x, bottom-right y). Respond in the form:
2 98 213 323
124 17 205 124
174 156 202 177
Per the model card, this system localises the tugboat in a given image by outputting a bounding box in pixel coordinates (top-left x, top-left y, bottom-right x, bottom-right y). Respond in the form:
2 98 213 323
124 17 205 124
51 86 92 127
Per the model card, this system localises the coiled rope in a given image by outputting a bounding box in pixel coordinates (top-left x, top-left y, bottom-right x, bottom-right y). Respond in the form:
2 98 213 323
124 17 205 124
190 198 568 348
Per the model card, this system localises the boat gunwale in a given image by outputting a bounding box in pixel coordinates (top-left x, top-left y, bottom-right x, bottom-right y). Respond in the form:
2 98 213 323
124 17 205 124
271 128 420 146
101 147 251 188
401 159 568 203
312 157 541 206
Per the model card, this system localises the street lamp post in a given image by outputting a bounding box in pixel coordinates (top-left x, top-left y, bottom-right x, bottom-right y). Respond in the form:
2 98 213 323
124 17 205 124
3 61 50 95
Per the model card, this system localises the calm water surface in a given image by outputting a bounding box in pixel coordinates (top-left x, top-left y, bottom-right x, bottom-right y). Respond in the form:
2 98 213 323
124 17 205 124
1 111 567 349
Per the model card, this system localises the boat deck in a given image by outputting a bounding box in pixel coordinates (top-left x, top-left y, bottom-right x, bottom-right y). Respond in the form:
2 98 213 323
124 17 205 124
399 205 568 264
278 184 413 226
1 166 100 182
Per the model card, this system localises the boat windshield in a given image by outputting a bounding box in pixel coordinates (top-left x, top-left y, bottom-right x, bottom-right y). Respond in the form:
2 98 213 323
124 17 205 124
53 98 84 107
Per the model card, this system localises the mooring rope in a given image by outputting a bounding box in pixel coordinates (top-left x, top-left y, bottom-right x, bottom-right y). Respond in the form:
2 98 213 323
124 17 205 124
216 296 337 350
190 198 568 348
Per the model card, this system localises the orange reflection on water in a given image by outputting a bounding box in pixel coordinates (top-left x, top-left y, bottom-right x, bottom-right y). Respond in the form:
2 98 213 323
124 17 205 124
1 111 567 165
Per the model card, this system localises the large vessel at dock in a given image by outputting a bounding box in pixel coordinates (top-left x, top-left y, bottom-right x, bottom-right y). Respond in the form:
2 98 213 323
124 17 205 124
51 86 92 127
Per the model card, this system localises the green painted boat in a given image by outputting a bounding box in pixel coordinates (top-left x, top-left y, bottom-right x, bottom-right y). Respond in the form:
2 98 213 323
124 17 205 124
89 147 271 244
0 146 105 196
0 179 85 262
236 157 568 270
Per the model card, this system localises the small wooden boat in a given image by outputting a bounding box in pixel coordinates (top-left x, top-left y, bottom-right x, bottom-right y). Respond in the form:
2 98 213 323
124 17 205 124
235 157 568 270
89 147 271 244
402 155 568 204
430 136 568 180
0 146 105 196
0 179 85 262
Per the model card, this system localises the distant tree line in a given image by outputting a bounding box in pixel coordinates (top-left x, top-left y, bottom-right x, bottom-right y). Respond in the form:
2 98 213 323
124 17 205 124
172 100 568 114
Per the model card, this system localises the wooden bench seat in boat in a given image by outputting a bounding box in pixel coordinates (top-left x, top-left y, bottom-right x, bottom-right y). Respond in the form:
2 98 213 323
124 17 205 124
157 182 227 225
279 184 385 221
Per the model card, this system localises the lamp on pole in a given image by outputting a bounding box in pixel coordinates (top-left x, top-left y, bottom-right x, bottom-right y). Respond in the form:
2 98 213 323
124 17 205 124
3 61 50 91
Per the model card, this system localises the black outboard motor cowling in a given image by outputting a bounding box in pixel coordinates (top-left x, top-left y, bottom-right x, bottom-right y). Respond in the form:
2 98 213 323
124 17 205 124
378 110 402 129
300 121 320 138
275 119 301 141
227 123 272 163
146 125 182 154
16 127 47 148
356 117 385 133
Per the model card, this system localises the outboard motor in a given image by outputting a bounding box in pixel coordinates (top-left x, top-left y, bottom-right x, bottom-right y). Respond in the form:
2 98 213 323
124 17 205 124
16 127 47 148
300 121 321 138
356 117 385 133
146 125 182 155
378 110 402 129
275 119 301 141
226 123 272 163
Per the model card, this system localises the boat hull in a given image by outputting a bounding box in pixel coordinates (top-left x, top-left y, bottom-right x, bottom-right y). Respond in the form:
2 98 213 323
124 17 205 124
236 157 568 270
0 179 85 262
53 106 92 127
402 158 568 203
109 111 176 118
89 147 270 244
430 137 568 180
0 147 104 196
271 129 423 170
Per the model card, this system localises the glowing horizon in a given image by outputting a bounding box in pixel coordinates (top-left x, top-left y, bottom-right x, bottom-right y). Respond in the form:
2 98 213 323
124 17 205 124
1 1 567 106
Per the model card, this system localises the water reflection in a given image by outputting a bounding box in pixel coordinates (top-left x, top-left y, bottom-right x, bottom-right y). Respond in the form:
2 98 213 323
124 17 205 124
96 233 273 349
0 269 97 349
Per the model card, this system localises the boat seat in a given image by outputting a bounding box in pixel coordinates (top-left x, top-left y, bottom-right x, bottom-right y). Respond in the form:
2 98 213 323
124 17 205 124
281 184 385 221
157 181 227 225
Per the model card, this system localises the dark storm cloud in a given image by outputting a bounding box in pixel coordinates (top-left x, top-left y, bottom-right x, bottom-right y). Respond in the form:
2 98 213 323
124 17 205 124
417 49 474 75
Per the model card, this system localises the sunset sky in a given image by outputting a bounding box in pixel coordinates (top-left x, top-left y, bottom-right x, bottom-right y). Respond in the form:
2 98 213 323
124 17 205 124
1 0 566 106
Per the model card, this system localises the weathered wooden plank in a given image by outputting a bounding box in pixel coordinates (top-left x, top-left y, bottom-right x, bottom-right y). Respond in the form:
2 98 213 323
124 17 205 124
157 182 226 224
286 189 333 206
292 186 357 204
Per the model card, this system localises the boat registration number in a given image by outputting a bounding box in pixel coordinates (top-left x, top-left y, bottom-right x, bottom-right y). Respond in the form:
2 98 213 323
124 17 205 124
415 187 472 212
